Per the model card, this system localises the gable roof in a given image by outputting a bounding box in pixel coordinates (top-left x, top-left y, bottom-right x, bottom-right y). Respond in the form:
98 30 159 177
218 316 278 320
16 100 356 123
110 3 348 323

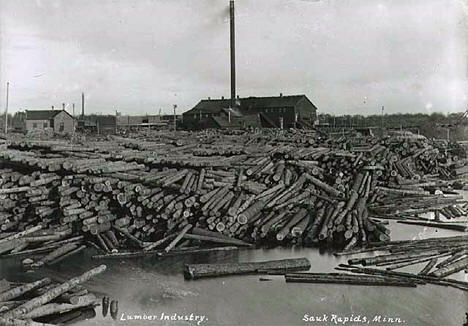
185 95 314 115
26 110 74 120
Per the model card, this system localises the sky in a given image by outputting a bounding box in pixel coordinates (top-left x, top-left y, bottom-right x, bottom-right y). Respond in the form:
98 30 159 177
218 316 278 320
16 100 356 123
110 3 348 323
0 0 467 116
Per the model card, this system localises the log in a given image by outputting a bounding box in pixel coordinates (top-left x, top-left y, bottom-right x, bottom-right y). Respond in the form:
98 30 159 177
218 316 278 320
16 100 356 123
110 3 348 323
337 264 468 291
21 296 96 319
29 244 78 268
191 227 251 245
164 224 192 253
385 252 452 271
418 258 438 276
143 233 178 252
46 245 86 266
92 246 238 259
430 257 468 278
0 318 54 326
183 233 250 247
284 274 416 287
0 226 43 246
396 221 468 232
0 279 51 302
185 258 311 279
49 307 96 325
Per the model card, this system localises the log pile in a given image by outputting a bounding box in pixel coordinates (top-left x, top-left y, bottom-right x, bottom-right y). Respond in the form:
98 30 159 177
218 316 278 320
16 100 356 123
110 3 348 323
0 131 467 264
0 265 106 325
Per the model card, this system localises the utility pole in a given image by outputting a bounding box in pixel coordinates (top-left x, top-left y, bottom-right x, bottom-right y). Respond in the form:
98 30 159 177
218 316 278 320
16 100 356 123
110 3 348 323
173 104 177 132
81 92 85 120
4 82 9 134
381 105 384 136
230 0 236 109
115 109 118 134
381 106 384 128
72 103 75 142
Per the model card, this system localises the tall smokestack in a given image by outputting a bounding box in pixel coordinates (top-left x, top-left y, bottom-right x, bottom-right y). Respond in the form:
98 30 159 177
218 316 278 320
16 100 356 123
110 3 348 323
230 0 236 109
81 92 85 119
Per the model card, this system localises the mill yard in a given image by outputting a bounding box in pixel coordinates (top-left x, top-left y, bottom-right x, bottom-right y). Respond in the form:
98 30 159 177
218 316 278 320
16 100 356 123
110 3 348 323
1 0 467 325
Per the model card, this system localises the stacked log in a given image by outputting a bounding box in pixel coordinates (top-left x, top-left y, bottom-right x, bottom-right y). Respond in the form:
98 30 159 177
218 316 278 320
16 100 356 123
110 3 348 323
0 131 467 264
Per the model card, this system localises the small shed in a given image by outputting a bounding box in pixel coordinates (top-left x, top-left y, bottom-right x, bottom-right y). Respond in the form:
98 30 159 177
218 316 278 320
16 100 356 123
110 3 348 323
81 115 117 134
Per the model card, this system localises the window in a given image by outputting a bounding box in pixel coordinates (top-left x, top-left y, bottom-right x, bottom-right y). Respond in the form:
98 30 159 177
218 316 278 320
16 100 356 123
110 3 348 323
32 123 37 129
59 122 64 132
43 122 48 128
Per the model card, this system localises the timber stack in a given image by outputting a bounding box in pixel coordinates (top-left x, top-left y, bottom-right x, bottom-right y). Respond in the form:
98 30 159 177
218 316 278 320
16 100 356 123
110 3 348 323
0 131 467 263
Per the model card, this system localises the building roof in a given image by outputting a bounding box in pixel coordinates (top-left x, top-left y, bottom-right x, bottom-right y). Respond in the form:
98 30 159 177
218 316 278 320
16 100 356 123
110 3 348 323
84 115 116 126
184 95 316 115
26 110 74 120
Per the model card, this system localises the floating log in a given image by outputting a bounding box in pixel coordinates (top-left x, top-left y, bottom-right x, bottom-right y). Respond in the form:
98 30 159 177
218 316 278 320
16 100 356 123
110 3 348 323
183 233 251 247
430 257 468 278
92 246 239 259
348 249 442 266
397 221 468 232
184 257 311 280
418 258 438 275
337 264 468 291
284 273 417 287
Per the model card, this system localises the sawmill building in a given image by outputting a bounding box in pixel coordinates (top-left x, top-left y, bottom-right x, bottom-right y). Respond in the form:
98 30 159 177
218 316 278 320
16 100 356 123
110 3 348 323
183 94 318 129
25 110 75 134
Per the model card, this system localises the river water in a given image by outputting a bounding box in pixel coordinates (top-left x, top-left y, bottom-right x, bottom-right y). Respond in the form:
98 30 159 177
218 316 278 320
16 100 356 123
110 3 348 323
0 221 467 326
